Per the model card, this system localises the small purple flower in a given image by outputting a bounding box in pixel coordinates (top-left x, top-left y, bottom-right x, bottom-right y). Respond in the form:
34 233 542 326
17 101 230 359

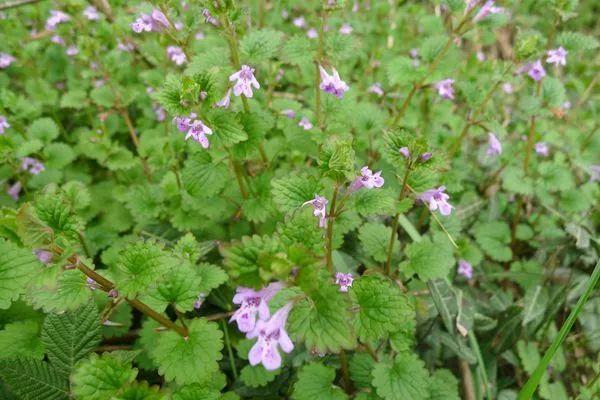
173 112 196 132
307 28 318 39
167 46 186 65
350 167 385 191
303 195 328 228
293 16 306 28
399 147 410 159
7 181 21 201
202 9 219 26
527 60 546 81
214 89 231 108
21 157 45 175
230 282 283 333
298 117 313 130
502 82 514 94
108 289 119 298
51 35 65 45
34 249 53 264
153 104 166 121
352 1 360 12
319 65 349 98
535 142 549 157
229 65 260 98
339 23 353 35
174 21 184 30
486 133 502 157
562 101 571 110
83 6 100 21
368 83 384 97
65 46 79 56
281 109 296 119
184 120 213 148
335 273 354 292
420 152 432 162
247 302 294 371
417 186 453 216
275 68 285 82
473 1 504 22
587 165 600 182
131 9 170 33
457 260 473 279
409 48 419 59
46 10 70 30
86 277 99 290
195 31 205 40
117 41 135 52
0 53 16 69
546 47 567 67
0 115 9 134
435 79 455 100
477 51 486 61
193 293 206 310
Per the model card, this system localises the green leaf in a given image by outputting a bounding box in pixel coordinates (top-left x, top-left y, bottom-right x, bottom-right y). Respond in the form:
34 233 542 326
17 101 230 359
111 241 172 298
27 118 59 143
429 369 460 400
288 268 356 353
44 143 76 169
41 301 102 377
282 35 314 65
196 263 228 293
71 353 138 400
371 353 429 400
318 141 356 182
172 384 221 400
142 262 202 312
386 57 427 85
358 222 397 263
541 77 566 108
292 363 348 400
0 239 42 309
420 35 449 62
15 139 44 157
221 235 289 283
0 357 69 400
352 189 395 216
556 31 599 52
473 221 512 262
239 365 280 388
399 239 454 280
271 174 322 213
182 152 227 199
350 275 414 341
209 110 248 145
90 86 115 108
150 319 223 385
349 353 376 389
60 90 87 109
0 320 44 360
240 29 283 63
522 285 549 326
112 381 167 400
34 192 81 240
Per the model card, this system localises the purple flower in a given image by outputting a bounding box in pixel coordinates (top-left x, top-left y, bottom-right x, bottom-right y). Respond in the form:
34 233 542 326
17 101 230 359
185 120 213 148
368 82 384 97
229 65 260 98
546 47 567 67
350 167 385 191
502 82 514 94
435 79 455 100
131 9 170 33
587 165 600 182
420 152 432 162
65 46 79 56
0 53 16 68
293 16 306 28
34 249 53 264
46 10 70 30
195 31 205 40
247 302 294 371
86 277 99 290
298 117 313 130
339 23 353 35
417 186 453 216
21 157 45 175
319 65 349 98
335 273 354 292
526 60 546 81
230 282 283 333
281 109 296 119
214 89 231 108
51 35 65 45
117 41 135 52
202 9 219 26
399 147 410 159
486 133 502 156
153 104 166 121
0 115 9 134
457 260 473 279
307 28 318 39
167 46 186 65
173 113 196 132
303 195 328 228
477 51 486 61
473 1 504 22
535 142 549 157
193 293 206 310
7 181 21 201
83 6 100 21
562 101 571 110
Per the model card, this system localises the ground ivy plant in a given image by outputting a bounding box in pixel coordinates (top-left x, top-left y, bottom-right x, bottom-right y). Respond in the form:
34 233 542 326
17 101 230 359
0 0 598 399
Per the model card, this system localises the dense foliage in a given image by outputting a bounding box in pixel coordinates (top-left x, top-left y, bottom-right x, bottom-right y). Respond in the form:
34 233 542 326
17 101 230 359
0 1 598 399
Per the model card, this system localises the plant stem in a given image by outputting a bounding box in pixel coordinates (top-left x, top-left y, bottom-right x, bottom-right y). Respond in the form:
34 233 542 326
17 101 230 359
523 81 543 173
71 255 189 337
221 320 238 380
517 260 600 400
459 360 476 400
325 185 340 273
315 9 326 129
339 349 352 393
384 164 411 275
120 109 153 182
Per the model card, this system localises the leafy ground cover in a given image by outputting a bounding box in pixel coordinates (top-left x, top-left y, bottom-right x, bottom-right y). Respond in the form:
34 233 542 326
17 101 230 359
0 1 598 399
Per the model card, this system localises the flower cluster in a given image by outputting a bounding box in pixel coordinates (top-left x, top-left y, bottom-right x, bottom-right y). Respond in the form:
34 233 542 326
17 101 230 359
21 157 45 175
173 113 213 149
350 166 385 191
230 283 294 370
166 46 186 65
319 66 349 98
46 10 70 30
435 79 455 100
335 272 354 292
0 53 15 69
131 9 170 33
